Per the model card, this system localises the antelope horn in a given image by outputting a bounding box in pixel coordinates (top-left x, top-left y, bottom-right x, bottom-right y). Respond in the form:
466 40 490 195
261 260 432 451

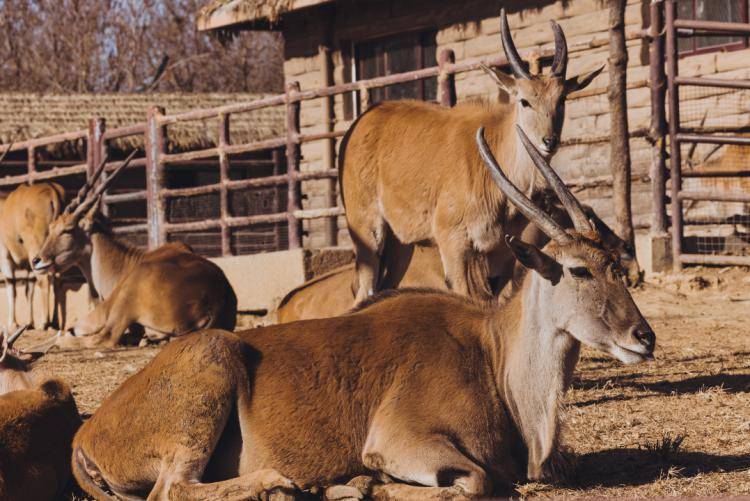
72 150 138 220
500 9 531 80
64 154 110 215
515 125 593 233
6 324 30 348
476 127 571 243
550 20 568 78
0 141 13 165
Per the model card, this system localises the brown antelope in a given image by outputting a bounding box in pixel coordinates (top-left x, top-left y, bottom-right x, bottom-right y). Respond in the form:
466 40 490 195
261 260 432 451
340 9 603 304
31 154 238 348
0 325 82 501
70 127 655 500
277 196 640 323
0 181 66 331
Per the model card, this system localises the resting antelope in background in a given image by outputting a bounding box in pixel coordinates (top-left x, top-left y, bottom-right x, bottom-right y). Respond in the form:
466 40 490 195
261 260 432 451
70 127 655 500
340 9 603 304
276 196 641 323
31 154 238 348
0 168 66 330
0 325 82 501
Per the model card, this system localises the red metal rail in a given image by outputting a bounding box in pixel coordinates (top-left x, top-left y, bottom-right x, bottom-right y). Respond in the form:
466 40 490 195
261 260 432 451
660 0 750 269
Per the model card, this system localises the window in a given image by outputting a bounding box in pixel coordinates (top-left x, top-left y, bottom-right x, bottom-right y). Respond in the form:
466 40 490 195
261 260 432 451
356 31 437 106
678 0 749 55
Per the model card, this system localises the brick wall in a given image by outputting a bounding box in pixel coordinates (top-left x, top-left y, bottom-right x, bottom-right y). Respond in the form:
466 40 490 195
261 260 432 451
279 0 750 248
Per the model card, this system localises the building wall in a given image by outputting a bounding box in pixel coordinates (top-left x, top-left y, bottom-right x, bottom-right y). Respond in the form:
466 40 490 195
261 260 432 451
280 0 750 248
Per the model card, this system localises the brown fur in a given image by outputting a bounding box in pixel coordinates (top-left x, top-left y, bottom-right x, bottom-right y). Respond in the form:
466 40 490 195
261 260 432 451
0 183 66 329
35 213 237 348
71 227 655 499
341 69 599 305
277 199 638 323
0 332 82 501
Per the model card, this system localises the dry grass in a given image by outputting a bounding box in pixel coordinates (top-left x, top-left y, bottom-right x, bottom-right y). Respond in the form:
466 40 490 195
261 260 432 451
17 267 750 499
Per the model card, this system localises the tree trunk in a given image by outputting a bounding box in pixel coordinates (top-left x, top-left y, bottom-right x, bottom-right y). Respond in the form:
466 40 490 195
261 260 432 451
608 0 635 247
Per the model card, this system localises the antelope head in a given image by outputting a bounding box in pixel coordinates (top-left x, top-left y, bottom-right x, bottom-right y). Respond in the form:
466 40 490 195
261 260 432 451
480 9 603 156
477 126 655 364
0 325 45 394
32 152 136 274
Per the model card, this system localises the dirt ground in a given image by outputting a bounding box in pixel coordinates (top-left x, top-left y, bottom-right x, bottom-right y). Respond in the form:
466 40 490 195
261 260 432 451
18 267 750 499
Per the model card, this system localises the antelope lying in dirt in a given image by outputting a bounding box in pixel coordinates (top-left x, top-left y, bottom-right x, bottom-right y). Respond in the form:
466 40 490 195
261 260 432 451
340 9 603 304
0 325 82 501
277 196 640 322
71 128 655 500
0 180 66 330
31 154 237 348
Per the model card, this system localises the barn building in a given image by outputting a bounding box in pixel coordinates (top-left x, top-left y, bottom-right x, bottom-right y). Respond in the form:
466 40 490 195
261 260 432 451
197 0 750 269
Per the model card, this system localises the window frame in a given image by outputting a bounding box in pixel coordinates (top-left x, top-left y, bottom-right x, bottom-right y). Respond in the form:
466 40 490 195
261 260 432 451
353 30 438 114
678 0 750 57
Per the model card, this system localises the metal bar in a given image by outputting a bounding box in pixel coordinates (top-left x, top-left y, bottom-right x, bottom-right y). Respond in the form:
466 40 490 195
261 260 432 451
87 118 105 180
676 132 750 146
674 75 750 90
298 130 346 143
673 18 750 35
286 81 302 249
146 107 167 248
101 124 147 140
679 254 750 266
272 148 284 250
159 137 288 164
158 94 288 126
438 48 456 108
27 146 35 183
319 44 338 247
112 223 149 234
102 191 147 204
649 0 668 236
0 130 87 152
0 164 89 186
218 113 231 256
682 169 750 178
677 190 750 202
665 0 683 271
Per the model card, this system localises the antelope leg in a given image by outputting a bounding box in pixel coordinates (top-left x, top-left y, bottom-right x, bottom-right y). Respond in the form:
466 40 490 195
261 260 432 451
362 432 491 497
153 468 296 501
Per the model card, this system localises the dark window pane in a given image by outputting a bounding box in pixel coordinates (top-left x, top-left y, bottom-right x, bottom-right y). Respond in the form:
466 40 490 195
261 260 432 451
678 0 747 54
422 34 438 102
384 36 420 100
695 0 744 49
358 41 385 104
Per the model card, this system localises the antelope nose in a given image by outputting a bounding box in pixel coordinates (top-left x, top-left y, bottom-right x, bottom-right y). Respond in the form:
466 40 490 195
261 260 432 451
543 135 558 151
633 328 656 351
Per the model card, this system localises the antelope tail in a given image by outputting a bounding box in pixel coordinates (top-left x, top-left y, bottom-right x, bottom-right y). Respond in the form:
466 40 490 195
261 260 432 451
72 447 116 501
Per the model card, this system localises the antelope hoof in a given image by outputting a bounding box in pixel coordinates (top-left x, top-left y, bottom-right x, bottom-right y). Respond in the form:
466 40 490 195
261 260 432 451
325 484 364 500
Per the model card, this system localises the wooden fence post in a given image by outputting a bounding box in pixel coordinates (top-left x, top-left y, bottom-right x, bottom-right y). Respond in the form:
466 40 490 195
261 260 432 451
319 45 338 247
27 147 35 184
285 81 302 249
608 0 635 247
146 106 167 249
438 49 456 107
649 0 667 236
218 113 232 256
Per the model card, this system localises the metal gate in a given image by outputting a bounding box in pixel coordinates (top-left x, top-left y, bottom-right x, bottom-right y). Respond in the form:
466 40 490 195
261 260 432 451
656 0 750 268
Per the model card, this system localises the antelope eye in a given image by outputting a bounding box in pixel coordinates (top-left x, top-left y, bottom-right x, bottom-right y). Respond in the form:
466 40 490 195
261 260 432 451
520 98 531 108
568 266 592 279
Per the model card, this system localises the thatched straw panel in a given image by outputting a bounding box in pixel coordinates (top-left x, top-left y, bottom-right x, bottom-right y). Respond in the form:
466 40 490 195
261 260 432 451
0 93 284 156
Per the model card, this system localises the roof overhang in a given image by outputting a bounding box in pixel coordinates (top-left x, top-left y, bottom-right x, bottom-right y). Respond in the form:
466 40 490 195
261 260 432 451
197 0 335 31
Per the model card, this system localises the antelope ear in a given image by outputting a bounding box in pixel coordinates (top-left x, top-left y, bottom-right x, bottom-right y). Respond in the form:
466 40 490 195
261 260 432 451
505 235 562 284
565 65 604 94
480 63 517 95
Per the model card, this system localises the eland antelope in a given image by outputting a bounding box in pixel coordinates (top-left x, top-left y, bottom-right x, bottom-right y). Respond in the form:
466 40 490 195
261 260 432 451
69 126 655 500
0 325 82 501
31 154 238 348
340 9 603 304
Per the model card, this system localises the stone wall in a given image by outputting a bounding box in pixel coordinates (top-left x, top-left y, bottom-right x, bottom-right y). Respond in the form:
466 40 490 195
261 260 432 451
279 0 750 248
